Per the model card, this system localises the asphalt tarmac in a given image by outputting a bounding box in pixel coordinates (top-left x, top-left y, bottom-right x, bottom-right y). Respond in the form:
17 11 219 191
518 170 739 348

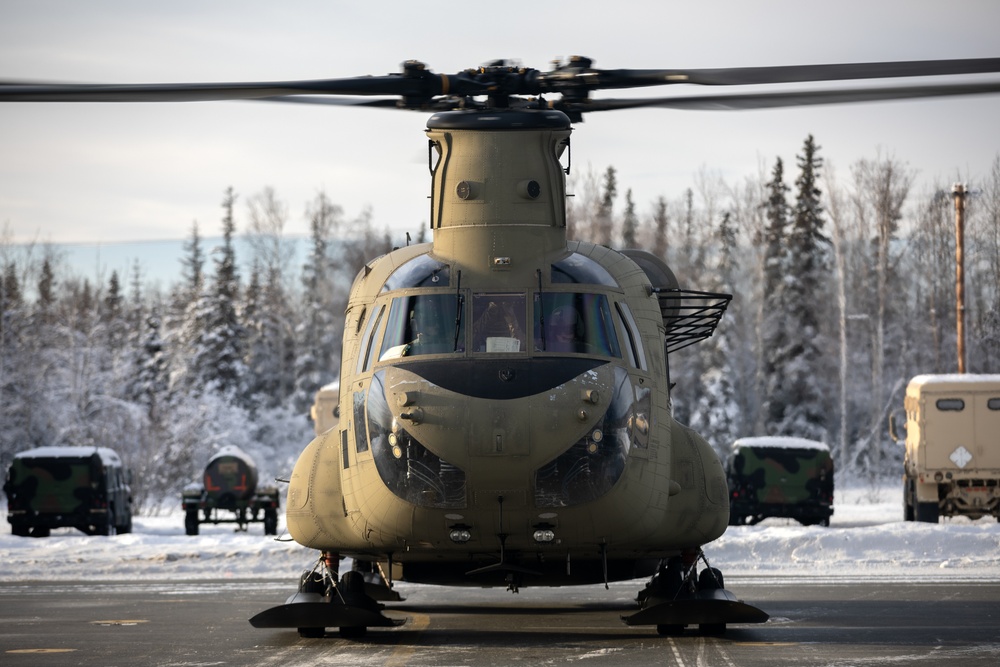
2 577 999 666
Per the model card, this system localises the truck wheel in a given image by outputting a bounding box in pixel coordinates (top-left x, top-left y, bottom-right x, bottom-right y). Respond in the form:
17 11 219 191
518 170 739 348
263 509 278 535
185 510 200 536
903 482 914 521
915 501 939 523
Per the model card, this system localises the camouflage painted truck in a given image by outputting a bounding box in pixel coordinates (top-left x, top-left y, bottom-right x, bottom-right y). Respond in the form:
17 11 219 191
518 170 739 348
4 446 133 537
893 374 1000 523
181 445 279 536
725 436 834 526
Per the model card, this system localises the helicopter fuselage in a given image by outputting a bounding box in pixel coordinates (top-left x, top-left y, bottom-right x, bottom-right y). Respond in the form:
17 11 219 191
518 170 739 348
285 109 729 587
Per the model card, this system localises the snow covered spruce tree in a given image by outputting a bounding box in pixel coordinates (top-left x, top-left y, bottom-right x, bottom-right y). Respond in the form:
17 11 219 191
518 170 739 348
689 211 743 456
759 157 792 432
187 187 247 402
294 192 343 413
777 135 832 441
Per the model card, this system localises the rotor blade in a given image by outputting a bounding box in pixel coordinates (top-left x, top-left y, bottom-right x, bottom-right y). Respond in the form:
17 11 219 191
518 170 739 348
254 96 404 109
252 95 475 112
0 74 447 103
585 57 1000 89
572 80 1000 113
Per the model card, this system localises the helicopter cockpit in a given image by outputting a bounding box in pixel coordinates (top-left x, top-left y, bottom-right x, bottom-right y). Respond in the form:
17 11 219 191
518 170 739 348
373 250 632 362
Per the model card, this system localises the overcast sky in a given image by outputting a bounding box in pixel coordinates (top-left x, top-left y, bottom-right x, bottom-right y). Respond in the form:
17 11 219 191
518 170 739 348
2 0 999 245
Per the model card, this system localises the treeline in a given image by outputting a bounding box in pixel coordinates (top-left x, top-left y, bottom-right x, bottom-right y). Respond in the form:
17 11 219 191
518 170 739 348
1 188 401 511
2 140 999 510
569 139 1000 482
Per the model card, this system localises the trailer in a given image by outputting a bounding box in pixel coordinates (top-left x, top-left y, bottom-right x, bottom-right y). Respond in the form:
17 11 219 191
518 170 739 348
182 445 279 535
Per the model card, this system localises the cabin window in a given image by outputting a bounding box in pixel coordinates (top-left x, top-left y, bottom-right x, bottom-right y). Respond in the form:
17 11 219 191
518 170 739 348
341 430 350 469
383 254 450 291
532 292 621 357
471 293 526 352
615 302 647 371
353 392 368 454
936 398 965 411
378 294 465 360
551 253 618 287
988 398 1000 411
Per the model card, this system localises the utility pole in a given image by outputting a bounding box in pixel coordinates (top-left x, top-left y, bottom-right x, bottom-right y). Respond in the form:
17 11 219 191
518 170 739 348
952 183 967 374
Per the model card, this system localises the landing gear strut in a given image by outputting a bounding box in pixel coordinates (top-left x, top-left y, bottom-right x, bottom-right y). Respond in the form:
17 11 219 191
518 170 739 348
248 552 404 638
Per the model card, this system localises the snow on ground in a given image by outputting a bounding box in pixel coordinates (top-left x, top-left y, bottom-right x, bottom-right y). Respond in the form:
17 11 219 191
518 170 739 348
1 483 999 583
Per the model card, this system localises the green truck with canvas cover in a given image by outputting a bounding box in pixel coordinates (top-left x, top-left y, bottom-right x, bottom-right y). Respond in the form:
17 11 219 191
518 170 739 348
182 445 279 535
4 446 133 537
726 436 834 526
894 374 1000 523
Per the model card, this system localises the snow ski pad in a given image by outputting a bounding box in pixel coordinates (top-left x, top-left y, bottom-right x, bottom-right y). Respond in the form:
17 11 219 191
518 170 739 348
622 588 769 627
249 600 404 630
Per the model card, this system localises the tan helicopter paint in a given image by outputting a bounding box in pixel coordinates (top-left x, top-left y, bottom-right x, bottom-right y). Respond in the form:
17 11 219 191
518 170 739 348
286 111 729 572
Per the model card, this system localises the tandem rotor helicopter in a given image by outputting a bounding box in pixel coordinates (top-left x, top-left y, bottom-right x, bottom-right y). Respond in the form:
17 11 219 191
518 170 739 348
4 55 1000 637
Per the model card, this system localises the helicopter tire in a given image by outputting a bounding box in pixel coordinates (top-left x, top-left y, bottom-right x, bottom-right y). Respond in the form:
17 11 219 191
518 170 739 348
299 569 328 595
656 624 684 636
338 625 368 639
697 567 724 591
297 626 325 638
699 622 726 636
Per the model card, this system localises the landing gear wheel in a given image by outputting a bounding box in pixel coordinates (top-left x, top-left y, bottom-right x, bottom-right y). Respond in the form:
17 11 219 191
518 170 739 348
657 624 684 636
297 626 325 638
697 567 724 591
338 625 367 639
699 622 726 636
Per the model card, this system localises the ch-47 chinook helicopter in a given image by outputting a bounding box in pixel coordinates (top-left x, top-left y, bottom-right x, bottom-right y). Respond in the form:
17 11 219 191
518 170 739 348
4 55 1000 637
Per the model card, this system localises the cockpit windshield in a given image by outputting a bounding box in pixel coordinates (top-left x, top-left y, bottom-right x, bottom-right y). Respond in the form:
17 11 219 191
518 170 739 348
379 293 465 359
533 292 621 357
471 293 526 353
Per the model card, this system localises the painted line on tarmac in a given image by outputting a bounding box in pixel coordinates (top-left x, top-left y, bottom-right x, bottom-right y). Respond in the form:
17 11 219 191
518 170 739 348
6 648 78 654
91 619 150 626
385 612 431 667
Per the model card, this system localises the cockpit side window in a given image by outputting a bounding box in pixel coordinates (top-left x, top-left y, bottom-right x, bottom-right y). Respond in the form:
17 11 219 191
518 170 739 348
471 293 526 353
615 302 647 371
533 292 621 357
356 305 385 374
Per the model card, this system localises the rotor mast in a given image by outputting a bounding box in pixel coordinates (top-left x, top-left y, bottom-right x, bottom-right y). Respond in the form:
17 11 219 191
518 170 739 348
425 110 572 271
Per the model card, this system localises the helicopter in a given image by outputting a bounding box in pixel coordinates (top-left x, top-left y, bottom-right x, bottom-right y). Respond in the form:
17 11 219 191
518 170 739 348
4 55 1000 638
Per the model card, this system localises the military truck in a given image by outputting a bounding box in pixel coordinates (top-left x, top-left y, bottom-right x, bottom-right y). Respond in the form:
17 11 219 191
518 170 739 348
310 382 340 436
181 445 279 535
726 436 834 526
893 374 1000 523
4 446 133 537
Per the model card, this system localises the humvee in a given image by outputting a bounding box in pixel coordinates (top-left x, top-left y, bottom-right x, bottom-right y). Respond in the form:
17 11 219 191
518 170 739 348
893 374 1000 523
4 446 133 537
726 436 834 526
